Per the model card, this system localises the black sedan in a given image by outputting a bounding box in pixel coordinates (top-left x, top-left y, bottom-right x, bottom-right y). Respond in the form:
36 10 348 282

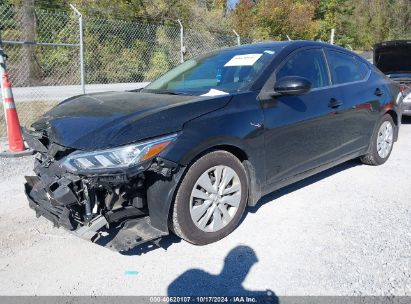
24 41 402 251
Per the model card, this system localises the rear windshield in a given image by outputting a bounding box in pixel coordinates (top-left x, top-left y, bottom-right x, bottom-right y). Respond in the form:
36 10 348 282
374 44 411 74
142 47 281 96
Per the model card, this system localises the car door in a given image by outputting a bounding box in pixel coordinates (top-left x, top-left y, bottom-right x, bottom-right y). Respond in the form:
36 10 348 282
260 47 347 186
325 49 380 154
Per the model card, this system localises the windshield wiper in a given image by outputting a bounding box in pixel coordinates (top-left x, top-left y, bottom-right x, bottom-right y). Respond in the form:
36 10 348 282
152 90 193 96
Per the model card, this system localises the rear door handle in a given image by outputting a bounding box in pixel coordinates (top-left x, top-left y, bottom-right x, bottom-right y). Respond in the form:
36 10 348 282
328 98 343 109
374 88 384 96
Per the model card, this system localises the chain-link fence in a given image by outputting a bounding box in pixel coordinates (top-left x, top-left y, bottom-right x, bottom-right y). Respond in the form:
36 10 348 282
0 4 243 136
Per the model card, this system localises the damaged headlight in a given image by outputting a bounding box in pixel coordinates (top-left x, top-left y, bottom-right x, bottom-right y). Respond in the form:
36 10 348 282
62 134 177 172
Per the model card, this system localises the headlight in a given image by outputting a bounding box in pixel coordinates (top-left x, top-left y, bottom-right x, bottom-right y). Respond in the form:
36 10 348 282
62 134 177 172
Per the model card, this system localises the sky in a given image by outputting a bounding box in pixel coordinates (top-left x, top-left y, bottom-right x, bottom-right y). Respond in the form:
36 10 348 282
228 0 239 9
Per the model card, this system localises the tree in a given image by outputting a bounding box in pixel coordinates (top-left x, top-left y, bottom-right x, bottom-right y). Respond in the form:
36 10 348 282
231 0 319 41
19 0 42 85
386 0 411 41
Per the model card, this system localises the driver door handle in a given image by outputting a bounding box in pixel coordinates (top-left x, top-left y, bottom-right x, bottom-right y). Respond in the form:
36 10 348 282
374 88 384 96
328 98 343 109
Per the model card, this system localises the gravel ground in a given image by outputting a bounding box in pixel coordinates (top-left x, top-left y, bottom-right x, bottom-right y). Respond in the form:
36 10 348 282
0 119 410 296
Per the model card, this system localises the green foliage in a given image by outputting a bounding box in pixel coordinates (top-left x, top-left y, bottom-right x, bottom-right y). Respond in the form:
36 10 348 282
232 0 323 41
231 0 410 50
145 50 172 80
346 0 411 49
144 26 179 80
1 0 410 89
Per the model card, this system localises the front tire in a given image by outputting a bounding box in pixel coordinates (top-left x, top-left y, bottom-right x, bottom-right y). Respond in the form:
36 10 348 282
361 114 395 166
171 150 248 245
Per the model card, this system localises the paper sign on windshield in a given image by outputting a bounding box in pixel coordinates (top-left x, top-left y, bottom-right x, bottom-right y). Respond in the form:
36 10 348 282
201 89 230 97
224 54 263 67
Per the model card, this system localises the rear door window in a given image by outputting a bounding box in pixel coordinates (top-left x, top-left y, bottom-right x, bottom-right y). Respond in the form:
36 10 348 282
327 50 364 84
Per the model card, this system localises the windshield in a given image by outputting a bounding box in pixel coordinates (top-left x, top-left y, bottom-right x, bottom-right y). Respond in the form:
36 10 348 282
142 48 280 96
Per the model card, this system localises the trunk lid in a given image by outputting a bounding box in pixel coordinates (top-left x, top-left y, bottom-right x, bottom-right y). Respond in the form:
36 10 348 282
374 40 411 77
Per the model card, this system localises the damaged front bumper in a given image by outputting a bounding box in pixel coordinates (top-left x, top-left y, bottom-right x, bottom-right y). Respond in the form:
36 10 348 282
23 129 182 252
25 175 79 230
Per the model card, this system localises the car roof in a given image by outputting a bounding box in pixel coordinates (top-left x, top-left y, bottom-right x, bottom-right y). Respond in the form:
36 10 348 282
224 40 349 53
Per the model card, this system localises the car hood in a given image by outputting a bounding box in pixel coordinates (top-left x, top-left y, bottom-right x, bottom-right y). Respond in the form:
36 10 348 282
374 40 411 75
32 91 231 150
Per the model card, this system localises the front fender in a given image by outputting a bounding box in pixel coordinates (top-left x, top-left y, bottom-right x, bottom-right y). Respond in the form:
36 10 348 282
146 135 261 233
145 165 186 233
159 92 266 210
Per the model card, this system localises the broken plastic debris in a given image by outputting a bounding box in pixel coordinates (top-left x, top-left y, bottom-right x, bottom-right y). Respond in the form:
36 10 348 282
124 270 139 275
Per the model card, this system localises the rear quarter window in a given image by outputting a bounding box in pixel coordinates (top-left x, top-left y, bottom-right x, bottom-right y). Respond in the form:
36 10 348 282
356 59 370 78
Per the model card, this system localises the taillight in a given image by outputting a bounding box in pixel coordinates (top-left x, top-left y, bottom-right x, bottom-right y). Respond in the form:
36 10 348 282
400 85 405 94
400 83 411 96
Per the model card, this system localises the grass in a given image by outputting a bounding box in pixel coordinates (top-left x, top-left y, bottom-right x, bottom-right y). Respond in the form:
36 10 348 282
0 100 59 137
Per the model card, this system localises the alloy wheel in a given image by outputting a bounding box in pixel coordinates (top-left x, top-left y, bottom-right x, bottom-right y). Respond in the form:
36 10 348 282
189 165 242 232
377 120 394 159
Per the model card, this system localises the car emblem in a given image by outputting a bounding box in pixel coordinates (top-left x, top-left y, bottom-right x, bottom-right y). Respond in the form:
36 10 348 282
250 122 262 128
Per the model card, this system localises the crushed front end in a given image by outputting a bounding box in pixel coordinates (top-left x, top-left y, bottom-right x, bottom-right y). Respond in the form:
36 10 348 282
23 128 181 252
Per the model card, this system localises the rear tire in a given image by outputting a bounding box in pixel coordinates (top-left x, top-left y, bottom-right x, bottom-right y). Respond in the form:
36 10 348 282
361 114 395 166
171 150 248 245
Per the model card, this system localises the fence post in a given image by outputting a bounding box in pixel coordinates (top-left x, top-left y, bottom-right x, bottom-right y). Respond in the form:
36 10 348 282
177 19 184 63
330 28 335 45
70 4 85 94
233 29 241 46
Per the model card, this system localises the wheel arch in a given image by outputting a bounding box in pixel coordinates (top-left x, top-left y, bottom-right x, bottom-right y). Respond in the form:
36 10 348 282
179 143 261 207
384 109 399 141
197 144 248 163
147 140 263 234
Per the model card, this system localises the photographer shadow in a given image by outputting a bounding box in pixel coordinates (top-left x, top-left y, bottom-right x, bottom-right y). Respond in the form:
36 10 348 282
167 245 278 302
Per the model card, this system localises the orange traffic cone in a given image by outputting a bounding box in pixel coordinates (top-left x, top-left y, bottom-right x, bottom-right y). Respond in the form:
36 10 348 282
2 71 25 152
0 45 32 157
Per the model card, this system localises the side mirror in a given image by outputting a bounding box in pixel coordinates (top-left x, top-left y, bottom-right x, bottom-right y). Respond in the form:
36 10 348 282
273 76 311 96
